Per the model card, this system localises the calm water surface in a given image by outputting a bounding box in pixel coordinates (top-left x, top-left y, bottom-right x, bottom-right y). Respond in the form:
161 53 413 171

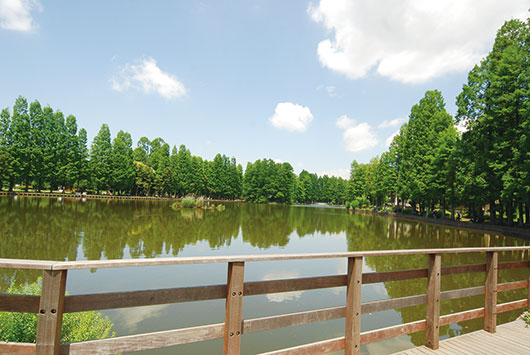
1 197 529 354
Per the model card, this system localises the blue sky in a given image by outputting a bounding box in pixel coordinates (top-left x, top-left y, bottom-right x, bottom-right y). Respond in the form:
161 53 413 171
1 1 528 178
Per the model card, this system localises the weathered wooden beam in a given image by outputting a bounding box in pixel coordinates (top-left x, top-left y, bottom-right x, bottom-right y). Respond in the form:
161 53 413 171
64 284 227 312
0 294 40 313
498 260 529 270
0 259 55 270
42 246 530 270
363 268 427 284
244 275 346 296
361 294 426 314
484 251 498 333
257 337 345 355
425 254 441 350
496 299 528 314
0 342 36 355
59 323 224 354
224 262 245 355
242 306 345 334
439 307 485 326
36 270 67 355
497 280 528 292
360 320 426 344
345 256 363 355
442 263 485 275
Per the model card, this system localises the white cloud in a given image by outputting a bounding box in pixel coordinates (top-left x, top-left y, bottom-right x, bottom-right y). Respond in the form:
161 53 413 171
317 168 350 179
269 102 313 132
309 0 529 83
385 130 400 147
112 57 187 100
336 115 378 152
0 0 41 31
317 85 338 97
262 271 303 303
455 119 468 134
378 117 406 129
325 86 336 96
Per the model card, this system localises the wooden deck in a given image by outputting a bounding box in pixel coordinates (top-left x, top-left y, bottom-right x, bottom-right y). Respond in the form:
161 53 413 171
393 319 530 355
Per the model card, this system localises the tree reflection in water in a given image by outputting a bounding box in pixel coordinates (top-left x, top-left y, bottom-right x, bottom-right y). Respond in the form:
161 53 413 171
1 196 528 347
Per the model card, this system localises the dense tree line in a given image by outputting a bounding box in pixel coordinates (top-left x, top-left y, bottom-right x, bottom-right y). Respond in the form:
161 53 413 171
0 98 348 203
349 18 530 226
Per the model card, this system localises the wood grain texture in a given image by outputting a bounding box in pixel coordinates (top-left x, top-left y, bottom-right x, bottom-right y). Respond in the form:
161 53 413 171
441 263 485 275
244 275 346 296
257 337 344 355
363 268 427 284
64 284 227 312
497 280 528 292
484 251 498 333
425 254 441 350
0 294 40 313
360 320 426 344
440 286 484 301
59 323 224 354
30 246 530 270
0 259 54 270
439 307 485 326
242 306 345 334
361 294 426 314
0 342 36 355
498 260 529 270
223 262 245 355
36 270 67 355
345 256 363 355
496 299 528 313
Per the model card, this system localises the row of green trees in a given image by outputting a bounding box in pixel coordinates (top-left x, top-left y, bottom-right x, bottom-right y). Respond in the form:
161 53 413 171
348 18 530 225
0 98 348 203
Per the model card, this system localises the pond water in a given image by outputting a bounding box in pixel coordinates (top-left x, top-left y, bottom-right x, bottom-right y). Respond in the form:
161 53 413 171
1 196 529 354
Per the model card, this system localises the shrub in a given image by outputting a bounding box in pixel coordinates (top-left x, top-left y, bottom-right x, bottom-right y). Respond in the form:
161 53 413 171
0 279 115 343
521 311 530 326
181 196 196 208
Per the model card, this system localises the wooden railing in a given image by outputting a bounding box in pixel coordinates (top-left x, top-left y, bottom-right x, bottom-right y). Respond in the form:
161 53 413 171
1 247 530 355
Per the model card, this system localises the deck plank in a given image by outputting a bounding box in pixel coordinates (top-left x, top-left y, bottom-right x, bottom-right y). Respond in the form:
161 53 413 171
392 319 530 355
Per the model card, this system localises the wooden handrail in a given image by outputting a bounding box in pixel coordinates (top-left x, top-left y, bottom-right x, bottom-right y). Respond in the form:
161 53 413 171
1 247 529 355
1 247 529 270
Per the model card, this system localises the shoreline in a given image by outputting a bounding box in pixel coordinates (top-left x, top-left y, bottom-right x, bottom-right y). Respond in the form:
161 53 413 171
3 191 530 241
0 191 241 203
351 209 530 241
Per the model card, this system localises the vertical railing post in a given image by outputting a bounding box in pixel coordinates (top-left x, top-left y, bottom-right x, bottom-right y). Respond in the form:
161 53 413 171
223 261 245 355
345 256 363 355
527 260 530 311
485 251 498 333
36 270 67 355
425 253 441 350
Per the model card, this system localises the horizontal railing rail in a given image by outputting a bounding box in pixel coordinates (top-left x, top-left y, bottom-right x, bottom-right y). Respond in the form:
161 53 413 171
1 246 529 355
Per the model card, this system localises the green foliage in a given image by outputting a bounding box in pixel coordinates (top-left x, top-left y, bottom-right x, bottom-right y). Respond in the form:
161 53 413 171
521 311 530 326
343 18 530 225
181 196 197 208
0 279 114 343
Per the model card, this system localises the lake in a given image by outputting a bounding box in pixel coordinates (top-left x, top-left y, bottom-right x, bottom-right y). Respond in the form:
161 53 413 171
1 196 529 354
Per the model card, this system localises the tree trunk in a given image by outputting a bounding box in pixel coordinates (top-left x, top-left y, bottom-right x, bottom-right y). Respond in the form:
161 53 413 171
525 202 529 226
498 200 504 225
518 202 524 226
506 200 514 226
489 199 496 224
